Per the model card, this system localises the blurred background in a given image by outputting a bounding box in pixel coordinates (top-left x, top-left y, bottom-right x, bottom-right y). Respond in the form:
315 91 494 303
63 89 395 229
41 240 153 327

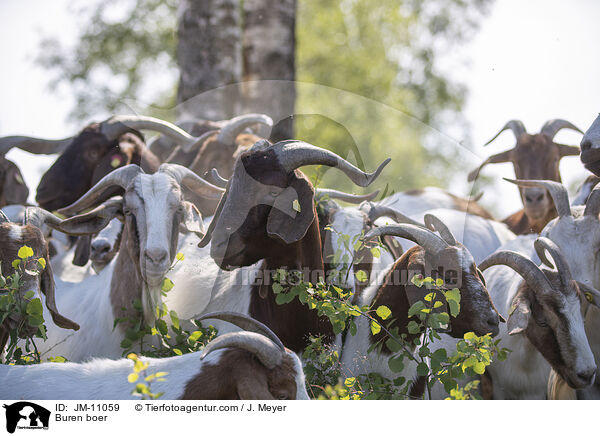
0 0 598 218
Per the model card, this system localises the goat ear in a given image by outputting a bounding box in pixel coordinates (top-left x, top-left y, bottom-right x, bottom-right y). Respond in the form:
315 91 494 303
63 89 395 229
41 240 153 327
267 176 315 244
56 199 123 236
40 261 80 331
507 298 530 335
236 377 276 400
72 235 92 266
179 201 205 237
576 281 600 308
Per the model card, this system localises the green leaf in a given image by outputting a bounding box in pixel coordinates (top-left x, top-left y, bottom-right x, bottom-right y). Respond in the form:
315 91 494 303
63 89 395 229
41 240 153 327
344 377 356 387
417 362 429 377
18 246 34 259
433 301 443 308
169 310 180 330
292 199 301 213
128 373 139 383
161 278 174 292
355 270 368 283
176 252 185 261
370 247 381 258
473 361 486 375
155 319 168 336
173 348 182 356
11 259 21 269
376 305 392 320
24 290 35 300
26 299 43 316
407 320 420 334
37 258 47 269
388 356 404 373
370 320 381 335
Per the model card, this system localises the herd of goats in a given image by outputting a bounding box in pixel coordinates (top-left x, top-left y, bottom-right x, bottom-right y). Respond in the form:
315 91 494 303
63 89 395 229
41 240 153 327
2 112 600 400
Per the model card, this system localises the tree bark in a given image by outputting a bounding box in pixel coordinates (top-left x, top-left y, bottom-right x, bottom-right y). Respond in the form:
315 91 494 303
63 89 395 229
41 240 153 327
241 0 296 139
176 0 242 121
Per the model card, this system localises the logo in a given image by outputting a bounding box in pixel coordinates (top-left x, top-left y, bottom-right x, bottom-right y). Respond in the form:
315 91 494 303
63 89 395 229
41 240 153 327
3 402 50 434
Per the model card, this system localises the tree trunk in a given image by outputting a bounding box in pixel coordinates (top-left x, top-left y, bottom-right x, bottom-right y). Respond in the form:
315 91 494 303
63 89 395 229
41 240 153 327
176 0 242 121
241 0 296 139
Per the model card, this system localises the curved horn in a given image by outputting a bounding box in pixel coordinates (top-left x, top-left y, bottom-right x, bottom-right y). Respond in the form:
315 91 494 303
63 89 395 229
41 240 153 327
200 331 283 369
479 250 552 297
273 141 391 187
57 164 143 216
467 149 513 182
210 168 229 188
101 115 211 153
534 237 573 291
541 119 583 140
196 311 284 351
424 214 458 246
0 136 73 156
0 210 9 223
159 164 225 200
584 184 600 217
216 114 273 145
315 189 380 204
504 178 571 218
24 207 62 230
364 224 448 255
484 120 527 146
359 202 422 227
164 130 220 163
198 186 229 248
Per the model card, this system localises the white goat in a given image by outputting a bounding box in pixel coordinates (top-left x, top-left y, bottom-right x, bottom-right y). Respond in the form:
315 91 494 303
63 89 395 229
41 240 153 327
1 313 309 400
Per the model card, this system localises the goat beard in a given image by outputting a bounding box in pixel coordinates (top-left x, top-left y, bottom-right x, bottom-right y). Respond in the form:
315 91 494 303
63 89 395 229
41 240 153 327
141 280 164 327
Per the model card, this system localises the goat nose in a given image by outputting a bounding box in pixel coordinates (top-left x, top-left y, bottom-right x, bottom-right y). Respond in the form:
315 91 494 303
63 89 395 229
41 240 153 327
144 248 168 265
577 368 596 384
92 241 111 255
581 138 592 152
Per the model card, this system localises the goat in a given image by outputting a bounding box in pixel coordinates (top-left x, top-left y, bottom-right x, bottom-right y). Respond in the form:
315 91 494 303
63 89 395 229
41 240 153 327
0 115 212 212
27 164 223 361
468 119 582 234
0 208 79 353
1 312 309 400
340 216 501 398
193 139 390 352
572 174 600 206
505 178 600 398
580 114 600 176
479 237 600 399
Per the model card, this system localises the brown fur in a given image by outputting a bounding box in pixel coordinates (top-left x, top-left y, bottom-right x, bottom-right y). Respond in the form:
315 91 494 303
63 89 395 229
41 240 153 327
180 349 297 400
502 208 556 235
0 157 29 208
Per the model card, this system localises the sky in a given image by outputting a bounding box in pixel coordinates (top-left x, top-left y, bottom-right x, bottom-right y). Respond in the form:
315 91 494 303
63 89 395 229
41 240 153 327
0 0 598 216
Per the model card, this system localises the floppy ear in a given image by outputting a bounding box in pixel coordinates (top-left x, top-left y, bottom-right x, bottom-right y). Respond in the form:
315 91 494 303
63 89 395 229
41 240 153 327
267 176 315 244
179 201 205 237
72 235 92 266
576 281 600 308
507 297 531 335
40 262 80 331
55 199 123 236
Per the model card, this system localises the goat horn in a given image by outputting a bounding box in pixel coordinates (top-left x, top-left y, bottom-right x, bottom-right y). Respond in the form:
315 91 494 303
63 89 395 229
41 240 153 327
359 202 422 227
315 189 380 204
197 311 284 351
467 149 513 182
424 214 458 246
159 164 225 200
534 237 574 292
24 207 62 230
584 183 600 217
200 331 283 369
210 168 229 188
216 114 273 145
273 141 391 187
0 210 9 223
479 250 553 297
504 178 571 218
0 136 73 156
198 187 229 248
540 119 583 140
484 120 527 146
364 224 448 255
57 164 143 216
101 115 209 153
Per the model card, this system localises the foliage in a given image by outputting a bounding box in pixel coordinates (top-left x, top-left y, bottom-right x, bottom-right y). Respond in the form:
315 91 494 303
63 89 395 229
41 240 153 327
0 246 48 365
127 353 168 400
272 268 508 399
114 253 217 358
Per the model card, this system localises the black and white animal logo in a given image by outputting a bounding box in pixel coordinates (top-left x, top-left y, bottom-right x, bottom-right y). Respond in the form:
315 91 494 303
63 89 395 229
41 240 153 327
3 402 50 434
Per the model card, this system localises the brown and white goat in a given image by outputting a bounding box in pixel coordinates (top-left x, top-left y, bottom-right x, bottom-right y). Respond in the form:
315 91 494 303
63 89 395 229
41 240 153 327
1 312 309 400
0 208 79 353
340 216 501 397
468 119 582 234
199 139 390 352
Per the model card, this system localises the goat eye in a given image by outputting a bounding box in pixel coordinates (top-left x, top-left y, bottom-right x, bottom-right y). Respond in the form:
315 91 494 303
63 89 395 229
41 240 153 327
277 394 288 400
270 191 279 198
123 208 132 216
